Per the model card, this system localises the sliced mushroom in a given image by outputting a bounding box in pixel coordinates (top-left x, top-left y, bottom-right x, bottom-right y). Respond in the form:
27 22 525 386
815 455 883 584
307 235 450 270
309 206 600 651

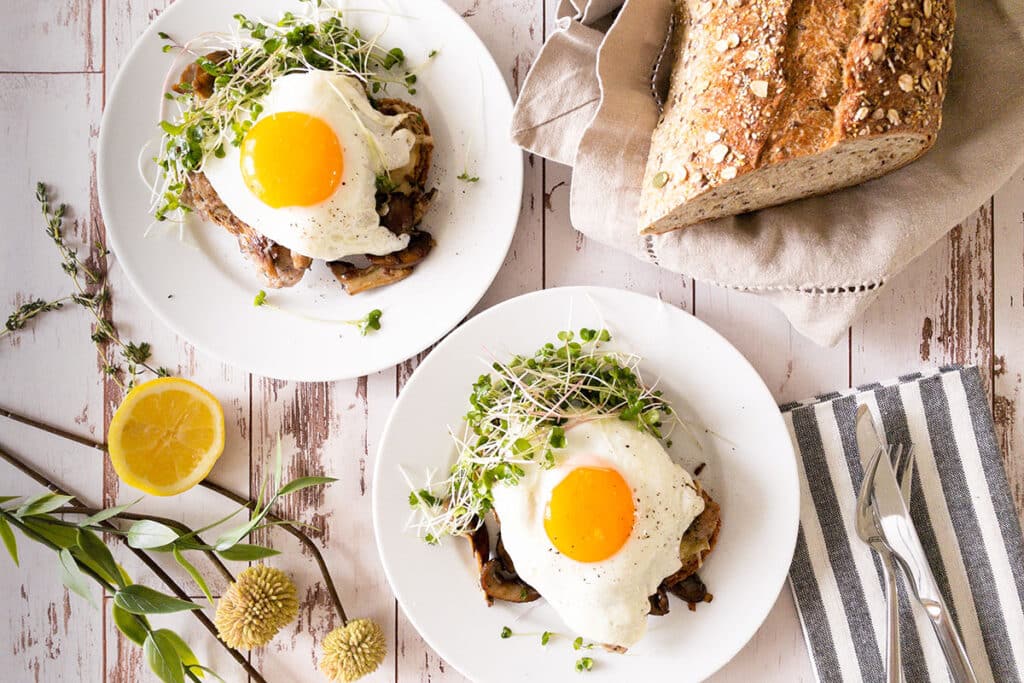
648 587 670 616
379 194 417 234
465 521 489 574
174 51 230 99
366 232 435 268
494 531 517 574
328 262 414 295
663 487 721 587
480 559 539 604
666 574 708 606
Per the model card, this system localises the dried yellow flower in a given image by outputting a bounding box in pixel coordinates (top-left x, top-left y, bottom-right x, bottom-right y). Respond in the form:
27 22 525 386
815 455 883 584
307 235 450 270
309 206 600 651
319 619 387 682
214 564 299 650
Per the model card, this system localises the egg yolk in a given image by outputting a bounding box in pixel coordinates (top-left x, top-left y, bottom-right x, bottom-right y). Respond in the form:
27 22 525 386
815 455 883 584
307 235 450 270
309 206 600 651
239 112 344 208
544 465 635 563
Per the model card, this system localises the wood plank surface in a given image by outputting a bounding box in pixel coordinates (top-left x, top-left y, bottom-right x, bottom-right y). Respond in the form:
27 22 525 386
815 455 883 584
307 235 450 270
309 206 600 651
0 1 1020 682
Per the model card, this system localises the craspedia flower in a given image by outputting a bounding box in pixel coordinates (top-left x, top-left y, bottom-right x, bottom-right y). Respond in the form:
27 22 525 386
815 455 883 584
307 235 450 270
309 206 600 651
214 564 299 649
319 618 387 682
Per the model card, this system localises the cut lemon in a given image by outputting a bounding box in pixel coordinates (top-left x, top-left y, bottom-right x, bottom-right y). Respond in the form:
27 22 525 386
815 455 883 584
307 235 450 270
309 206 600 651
108 377 226 497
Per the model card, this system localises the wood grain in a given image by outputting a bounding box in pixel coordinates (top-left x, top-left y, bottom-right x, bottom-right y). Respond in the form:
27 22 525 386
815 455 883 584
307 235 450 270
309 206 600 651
994 167 1024 522
0 0 102 72
852 203 994 386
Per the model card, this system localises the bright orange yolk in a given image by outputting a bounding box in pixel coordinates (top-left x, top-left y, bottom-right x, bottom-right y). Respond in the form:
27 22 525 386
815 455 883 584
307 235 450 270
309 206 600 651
544 465 635 563
239 112 343 208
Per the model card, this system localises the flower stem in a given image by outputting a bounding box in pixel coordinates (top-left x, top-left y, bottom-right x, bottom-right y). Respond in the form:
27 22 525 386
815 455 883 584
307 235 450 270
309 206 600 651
0 441 265 683
0 405 350 625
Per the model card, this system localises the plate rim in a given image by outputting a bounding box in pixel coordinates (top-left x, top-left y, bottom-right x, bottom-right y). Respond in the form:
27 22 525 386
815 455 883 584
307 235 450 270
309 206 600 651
96 0 523 382
372 284 800 682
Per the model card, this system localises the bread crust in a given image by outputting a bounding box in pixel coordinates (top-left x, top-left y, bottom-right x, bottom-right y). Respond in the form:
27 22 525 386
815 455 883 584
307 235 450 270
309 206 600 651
639 0 955 233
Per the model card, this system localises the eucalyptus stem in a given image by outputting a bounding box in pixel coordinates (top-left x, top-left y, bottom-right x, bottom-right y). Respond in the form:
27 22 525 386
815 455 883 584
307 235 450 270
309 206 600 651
0 443 265 683
201 478 349 625
0 406 350 625
54 505 235 585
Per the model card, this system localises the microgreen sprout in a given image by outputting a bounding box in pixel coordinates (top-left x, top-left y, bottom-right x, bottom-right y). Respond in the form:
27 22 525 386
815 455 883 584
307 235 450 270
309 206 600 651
253 290 267 307
500 626 512 639
407 328 677 542
541 631 552 646
572 636 595 651
457 171 480 183
349 308 382 335
575 657 594 672
149 0 421 224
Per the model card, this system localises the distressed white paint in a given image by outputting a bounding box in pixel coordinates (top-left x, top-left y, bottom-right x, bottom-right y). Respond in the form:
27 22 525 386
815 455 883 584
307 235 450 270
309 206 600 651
0 1 1021 682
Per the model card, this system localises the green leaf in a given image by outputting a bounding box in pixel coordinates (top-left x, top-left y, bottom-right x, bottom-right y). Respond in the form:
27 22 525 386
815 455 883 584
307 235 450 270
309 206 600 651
144 630 185 683
112 603 150 646
0 516 18 565
113 585 199 614
276 476 337 497
76 528 124 588
0 495 22 506
172 547 212 604
155 629 201 677
215 543 280 561
16 492 75 518
58 548 97 608
22 515 78 548
79 497 142 526
187 665 226 682
213 517 260 552
127 520 180 549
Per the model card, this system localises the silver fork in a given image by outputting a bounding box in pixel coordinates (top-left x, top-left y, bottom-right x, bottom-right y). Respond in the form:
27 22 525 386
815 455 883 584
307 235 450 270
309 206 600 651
856 443 916 683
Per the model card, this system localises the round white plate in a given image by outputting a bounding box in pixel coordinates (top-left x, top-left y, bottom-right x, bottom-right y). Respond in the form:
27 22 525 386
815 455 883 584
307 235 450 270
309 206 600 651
98 0 522 381
374 286 800 683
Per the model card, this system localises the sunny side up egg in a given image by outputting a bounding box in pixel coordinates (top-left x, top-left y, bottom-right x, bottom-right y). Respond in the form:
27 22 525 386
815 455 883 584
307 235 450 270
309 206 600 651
202 70 415 261
492 418 705 648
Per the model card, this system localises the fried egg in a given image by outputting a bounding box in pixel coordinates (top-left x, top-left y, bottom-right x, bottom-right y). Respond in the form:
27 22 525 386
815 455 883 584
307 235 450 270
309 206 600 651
202 70 414 260
492 418 705 648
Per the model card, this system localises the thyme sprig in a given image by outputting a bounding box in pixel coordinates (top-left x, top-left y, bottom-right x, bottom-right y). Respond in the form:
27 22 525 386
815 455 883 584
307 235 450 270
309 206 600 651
3 297 68 336
2 184 169 388
151 0 420 223
407 328 676 543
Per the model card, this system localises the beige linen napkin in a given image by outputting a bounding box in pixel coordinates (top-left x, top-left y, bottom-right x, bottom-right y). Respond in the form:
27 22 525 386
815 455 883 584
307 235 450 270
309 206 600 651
512 0 1024 346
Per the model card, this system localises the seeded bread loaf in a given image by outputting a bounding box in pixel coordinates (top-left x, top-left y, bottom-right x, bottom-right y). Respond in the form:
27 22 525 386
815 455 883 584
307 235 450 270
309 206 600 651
639 0 955 234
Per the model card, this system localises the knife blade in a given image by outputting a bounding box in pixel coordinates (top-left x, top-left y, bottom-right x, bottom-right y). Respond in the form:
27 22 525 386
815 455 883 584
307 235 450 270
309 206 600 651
855 404 885 470
867 440 980 683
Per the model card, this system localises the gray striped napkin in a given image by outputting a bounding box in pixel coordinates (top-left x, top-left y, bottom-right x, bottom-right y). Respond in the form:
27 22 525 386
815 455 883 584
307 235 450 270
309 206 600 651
781 366 1024 683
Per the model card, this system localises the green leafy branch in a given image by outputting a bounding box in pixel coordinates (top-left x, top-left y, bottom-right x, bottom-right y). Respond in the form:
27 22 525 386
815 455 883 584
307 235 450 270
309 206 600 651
0 433 343 683
0 495 210 683
1 184 170 389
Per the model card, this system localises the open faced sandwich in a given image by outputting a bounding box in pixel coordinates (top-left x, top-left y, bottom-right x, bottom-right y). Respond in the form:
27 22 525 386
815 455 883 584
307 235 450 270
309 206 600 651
640 0 955 232
152 6 436 294
408 328 721 650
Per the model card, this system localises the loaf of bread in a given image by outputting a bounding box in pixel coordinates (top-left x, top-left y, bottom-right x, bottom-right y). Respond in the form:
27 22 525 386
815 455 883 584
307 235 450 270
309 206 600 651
639 0 955 234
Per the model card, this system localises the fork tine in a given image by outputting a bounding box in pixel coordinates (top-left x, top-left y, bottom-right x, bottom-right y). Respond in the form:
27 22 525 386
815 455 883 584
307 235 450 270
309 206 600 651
899 444 916 504
888 443 902 477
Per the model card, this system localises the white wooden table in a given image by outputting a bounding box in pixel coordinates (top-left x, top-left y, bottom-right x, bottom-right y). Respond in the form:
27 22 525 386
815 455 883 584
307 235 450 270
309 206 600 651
1 1 1021 681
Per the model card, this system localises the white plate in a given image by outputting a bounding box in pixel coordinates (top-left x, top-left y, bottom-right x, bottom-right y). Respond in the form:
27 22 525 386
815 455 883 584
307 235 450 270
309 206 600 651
374 286 800 682
98 0 522 381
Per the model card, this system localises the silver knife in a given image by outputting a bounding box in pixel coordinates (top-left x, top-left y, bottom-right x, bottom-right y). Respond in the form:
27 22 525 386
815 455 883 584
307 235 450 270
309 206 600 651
855 406 903 683
862 430 980 683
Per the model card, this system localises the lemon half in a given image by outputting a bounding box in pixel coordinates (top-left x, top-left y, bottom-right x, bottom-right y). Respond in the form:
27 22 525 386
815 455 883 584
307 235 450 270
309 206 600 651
108 377 226 496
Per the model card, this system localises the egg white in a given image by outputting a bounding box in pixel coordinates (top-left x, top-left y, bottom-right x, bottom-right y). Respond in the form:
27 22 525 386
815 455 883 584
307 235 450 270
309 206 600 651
202 70 415 261
492 418 705 648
